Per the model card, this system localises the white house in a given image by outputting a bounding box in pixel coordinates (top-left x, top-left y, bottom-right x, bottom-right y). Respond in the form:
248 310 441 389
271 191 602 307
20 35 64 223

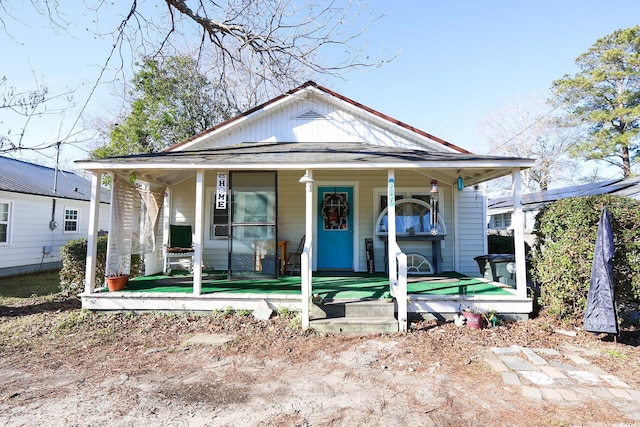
76 82 535 331
0 156 111 277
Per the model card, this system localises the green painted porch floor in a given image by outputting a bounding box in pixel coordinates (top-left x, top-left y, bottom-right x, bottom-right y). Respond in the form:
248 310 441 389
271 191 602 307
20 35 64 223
121 271 514 300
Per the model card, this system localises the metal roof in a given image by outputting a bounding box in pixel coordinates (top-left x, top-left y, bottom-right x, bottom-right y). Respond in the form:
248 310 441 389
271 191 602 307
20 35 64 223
0 156 109 202
488 177 640 212
76 141 535 187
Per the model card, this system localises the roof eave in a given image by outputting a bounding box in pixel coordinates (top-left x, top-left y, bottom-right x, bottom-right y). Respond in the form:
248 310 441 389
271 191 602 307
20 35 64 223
77 159 535 172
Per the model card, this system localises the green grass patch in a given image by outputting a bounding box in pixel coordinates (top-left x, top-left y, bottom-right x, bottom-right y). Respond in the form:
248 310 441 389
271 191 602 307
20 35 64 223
604 349 629 359
0 270 61 299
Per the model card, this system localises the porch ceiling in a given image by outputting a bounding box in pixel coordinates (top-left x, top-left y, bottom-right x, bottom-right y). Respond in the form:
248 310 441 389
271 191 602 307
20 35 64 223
76 142 534 186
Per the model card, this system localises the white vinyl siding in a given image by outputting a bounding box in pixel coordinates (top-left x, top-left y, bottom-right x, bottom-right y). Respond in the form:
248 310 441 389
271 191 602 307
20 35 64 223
455 189 487 277
0 191 110 273
178 97 446 153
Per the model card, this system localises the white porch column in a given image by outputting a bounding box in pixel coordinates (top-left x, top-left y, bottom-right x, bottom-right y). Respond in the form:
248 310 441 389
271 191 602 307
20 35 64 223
162 187 171 273
511 169 527 299
84 171 102 294
193 169 205 295
387 170 397 286
299 170 314 329
104 173 116 280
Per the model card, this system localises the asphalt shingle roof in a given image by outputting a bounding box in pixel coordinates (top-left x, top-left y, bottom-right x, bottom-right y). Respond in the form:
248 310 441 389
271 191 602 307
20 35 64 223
80 141 527 167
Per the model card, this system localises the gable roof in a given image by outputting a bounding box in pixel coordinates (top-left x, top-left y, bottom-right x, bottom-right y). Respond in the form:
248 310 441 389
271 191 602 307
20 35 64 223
76 82 535 187
77 141 533 187
0 156 109 202
165 81 472 154
488 177 640 213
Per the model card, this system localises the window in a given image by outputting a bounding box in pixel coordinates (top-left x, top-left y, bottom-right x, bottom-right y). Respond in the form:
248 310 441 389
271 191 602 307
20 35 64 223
378 192 433 213
379 193 405 213
0 201 11 244
210 192 229 238
64 208 80 233
492 213 512 229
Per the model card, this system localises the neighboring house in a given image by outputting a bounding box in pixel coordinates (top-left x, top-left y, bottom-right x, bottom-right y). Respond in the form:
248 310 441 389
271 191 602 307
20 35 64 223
487 177 640 245
0 156 111 277
76 81 535 331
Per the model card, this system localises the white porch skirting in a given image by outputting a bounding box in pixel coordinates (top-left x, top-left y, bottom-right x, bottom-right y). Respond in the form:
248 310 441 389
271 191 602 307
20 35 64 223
409 294 533 321
80 291 533 319
79 292 303 312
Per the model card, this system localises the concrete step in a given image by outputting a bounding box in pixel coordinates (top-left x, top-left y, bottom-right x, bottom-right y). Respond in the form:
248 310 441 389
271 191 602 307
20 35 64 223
309 299 398 334
310 299 395 319
309 316 399 334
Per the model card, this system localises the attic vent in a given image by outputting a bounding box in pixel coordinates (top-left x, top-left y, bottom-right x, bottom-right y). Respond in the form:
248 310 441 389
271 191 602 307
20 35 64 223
293 109 328 120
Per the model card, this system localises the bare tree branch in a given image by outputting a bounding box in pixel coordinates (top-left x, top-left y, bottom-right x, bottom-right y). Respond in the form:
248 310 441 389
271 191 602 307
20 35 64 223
1 0 391 157
480 93 583 196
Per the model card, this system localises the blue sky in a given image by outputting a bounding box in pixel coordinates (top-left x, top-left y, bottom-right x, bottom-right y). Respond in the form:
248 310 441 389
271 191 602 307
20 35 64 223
2 0 639 177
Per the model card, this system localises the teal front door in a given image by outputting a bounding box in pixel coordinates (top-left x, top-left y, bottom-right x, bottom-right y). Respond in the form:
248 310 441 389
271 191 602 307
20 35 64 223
317 186 353 270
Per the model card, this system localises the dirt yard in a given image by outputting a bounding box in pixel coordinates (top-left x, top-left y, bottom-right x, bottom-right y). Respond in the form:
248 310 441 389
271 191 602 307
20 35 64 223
1 296 639 426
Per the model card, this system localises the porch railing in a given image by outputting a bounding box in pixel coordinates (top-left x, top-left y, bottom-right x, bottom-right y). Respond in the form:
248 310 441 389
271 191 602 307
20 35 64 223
390 241 408 332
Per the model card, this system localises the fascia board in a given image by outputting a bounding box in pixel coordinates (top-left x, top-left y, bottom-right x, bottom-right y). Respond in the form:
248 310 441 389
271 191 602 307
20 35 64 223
76 158 535 171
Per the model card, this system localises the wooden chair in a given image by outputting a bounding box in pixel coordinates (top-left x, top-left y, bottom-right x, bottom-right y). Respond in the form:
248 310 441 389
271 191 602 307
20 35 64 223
285 235 305 274
164 225 195 274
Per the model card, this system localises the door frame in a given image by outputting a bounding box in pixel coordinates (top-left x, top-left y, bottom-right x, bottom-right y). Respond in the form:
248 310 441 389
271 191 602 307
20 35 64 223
312 180 359 271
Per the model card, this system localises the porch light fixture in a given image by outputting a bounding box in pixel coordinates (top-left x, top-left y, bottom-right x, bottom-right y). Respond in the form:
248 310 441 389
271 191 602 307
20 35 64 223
299 172 314 184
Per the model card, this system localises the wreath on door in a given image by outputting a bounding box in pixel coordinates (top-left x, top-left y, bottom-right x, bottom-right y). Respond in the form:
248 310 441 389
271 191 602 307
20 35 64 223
321 192 349 230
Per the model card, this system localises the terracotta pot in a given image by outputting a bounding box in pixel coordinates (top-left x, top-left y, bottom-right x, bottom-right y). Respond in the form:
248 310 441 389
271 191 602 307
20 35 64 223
106 275 128 291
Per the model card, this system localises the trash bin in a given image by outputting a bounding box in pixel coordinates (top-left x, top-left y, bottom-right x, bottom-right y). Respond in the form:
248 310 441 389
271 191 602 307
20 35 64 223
474 254 516 288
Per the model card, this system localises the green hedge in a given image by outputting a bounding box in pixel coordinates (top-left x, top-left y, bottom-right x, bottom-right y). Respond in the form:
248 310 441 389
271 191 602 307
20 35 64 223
59 236 143 295
532 195 640 322
59 236 108 295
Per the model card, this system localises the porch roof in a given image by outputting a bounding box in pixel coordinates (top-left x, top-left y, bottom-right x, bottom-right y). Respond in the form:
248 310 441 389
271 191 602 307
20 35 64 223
76 141 534 187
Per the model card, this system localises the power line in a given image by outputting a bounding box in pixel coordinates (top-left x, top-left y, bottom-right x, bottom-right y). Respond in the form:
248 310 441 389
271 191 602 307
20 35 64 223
485 105 559 154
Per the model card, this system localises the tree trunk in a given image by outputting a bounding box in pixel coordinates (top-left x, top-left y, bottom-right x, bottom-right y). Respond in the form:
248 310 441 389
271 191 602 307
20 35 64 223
622 145 631 178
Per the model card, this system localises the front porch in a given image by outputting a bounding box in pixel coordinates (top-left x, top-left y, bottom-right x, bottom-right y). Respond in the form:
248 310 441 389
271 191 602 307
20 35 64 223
80 271 533 321
77 82 538 332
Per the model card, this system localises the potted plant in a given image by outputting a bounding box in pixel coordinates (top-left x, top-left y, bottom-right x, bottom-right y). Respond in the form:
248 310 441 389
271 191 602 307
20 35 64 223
105 268 128 291
462 308 484 329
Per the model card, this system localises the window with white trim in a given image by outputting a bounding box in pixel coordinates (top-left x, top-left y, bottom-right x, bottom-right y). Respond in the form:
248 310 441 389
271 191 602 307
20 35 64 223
210 191 229 238
63 207 80 233
492 212 512 229
0 201 11 244
378 192 434 213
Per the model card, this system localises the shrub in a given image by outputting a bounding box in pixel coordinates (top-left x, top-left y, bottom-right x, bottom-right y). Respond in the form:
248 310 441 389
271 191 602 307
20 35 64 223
59 236 108 295
532 195 640 322
59 236 144 295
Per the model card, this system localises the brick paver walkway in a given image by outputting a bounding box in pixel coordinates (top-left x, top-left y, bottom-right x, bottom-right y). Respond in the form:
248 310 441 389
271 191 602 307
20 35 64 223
484 344 640 405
